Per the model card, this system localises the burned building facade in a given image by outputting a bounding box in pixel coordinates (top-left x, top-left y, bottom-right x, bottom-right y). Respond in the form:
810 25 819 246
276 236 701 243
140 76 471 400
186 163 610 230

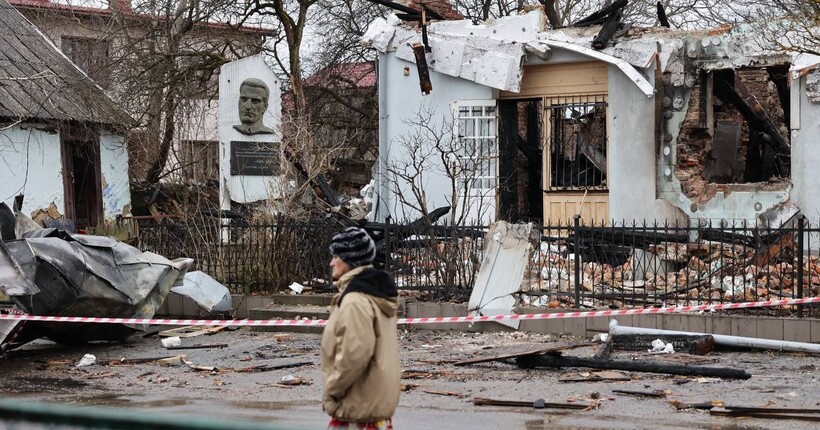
364 8 820 227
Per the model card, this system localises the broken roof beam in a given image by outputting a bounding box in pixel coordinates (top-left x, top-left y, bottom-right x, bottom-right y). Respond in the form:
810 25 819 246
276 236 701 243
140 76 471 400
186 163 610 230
516 353 751 379
656 1 670 28
714 73 790 156
573 0 628 27
368 0 444 20
591 6 624 50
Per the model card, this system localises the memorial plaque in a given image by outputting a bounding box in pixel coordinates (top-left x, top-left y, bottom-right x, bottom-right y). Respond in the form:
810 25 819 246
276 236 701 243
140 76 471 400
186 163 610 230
230 141 279 176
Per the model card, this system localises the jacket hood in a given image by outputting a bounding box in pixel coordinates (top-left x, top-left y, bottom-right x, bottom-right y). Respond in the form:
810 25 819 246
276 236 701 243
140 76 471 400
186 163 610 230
337 266 398 318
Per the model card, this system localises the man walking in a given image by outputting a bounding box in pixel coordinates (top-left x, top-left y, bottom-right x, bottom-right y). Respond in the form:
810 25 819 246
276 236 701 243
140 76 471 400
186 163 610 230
321 227 401 430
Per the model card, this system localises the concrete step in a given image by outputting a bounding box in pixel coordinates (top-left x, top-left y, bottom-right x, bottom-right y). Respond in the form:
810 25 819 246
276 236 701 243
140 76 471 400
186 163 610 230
248 305 329 334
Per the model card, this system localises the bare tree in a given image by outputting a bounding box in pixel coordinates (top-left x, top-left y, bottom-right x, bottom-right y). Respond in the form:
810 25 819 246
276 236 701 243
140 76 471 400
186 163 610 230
244 0 319 117
385 106 495 226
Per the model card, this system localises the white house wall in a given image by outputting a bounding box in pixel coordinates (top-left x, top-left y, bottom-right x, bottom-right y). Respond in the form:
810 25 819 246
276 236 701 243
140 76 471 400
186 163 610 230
374 53 494 223
606 65 685 223
99 129 132 218
0 124 64 217
791 73 820 224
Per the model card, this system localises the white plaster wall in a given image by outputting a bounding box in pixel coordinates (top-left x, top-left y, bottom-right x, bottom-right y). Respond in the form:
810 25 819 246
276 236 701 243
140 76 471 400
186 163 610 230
99 130 132 218
0 125 64 217
374 54 494 223
790 74 820 224
218 55 282 209
607 66 686 224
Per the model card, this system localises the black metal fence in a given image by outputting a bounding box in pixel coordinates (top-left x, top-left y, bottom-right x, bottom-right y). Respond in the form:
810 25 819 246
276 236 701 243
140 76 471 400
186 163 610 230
137 216 820 317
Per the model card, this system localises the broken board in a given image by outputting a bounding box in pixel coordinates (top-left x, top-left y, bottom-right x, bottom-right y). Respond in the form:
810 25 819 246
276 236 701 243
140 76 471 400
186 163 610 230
158 325 226 338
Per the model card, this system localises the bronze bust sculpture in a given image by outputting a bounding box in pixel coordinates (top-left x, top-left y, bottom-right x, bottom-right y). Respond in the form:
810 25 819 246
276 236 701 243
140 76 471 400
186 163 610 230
233 78 275 135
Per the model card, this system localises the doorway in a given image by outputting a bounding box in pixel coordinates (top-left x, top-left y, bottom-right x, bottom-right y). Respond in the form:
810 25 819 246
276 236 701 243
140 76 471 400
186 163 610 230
61 126 102 230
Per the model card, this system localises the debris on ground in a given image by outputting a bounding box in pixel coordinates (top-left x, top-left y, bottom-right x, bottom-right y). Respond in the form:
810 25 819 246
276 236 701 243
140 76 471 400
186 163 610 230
161 336 182 348
0 208 193 349
612 389 670 398
76 354 96 367
421 389 466 398
171 271 232 314
609 320 820 353
158 326 228 339
473 397 596 410
516 352 751 379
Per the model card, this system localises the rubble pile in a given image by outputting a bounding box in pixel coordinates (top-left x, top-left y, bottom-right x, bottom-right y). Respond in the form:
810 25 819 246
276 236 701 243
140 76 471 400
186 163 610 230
524 237 820 308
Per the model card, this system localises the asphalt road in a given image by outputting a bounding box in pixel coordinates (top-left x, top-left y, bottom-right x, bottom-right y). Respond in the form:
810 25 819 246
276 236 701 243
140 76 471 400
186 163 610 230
1 327 818 429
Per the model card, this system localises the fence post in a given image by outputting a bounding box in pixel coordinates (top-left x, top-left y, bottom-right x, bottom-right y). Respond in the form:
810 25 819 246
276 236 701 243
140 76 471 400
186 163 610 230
573 214 581 308
797 214 805 319
384 216 392 272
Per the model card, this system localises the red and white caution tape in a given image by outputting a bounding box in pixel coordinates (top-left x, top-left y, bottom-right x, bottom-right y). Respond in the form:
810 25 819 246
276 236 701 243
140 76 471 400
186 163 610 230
0 297 817 327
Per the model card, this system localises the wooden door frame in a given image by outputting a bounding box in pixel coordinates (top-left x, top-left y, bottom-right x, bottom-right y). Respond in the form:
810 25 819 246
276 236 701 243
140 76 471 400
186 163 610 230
60 124 103 228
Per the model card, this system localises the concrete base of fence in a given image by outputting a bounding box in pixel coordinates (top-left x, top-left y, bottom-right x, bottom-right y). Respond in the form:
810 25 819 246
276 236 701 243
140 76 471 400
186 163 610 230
156 296 820 343
402 302 820 342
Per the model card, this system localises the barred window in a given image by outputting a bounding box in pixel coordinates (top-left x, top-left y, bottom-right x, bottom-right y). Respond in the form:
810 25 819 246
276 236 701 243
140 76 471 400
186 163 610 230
545 94 608 191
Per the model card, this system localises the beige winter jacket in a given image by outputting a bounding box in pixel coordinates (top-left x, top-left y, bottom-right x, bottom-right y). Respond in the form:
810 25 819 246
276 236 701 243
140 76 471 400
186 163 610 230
321 265 401 422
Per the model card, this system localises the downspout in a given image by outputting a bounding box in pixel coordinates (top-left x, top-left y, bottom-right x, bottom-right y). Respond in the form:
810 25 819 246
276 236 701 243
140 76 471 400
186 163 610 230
375 53 390 222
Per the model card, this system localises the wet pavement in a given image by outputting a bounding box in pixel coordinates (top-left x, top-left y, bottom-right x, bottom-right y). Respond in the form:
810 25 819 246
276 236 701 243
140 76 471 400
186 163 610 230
1 327 818 429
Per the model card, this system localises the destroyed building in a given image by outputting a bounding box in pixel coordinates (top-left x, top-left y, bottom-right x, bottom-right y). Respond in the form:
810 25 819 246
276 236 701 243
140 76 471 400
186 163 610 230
0 0 133 230
363 7 820 228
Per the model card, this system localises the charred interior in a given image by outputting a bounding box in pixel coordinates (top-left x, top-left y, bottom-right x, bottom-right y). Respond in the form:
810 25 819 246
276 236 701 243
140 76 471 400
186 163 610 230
498 99 543 223
545 95 608 191
676 66 791 203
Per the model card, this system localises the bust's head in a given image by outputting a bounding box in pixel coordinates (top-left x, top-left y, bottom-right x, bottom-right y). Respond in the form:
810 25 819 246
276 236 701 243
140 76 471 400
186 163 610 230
238 78 269 126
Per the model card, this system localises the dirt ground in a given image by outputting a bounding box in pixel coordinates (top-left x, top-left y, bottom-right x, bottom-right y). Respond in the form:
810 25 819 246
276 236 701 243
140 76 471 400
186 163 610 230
1 326 818 430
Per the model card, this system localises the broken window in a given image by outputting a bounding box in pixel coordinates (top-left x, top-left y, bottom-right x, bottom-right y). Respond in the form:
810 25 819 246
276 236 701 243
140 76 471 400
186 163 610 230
180 140 219 183
61 36 111 88
545 94 608 190
455 102 497 194
677 66 790 198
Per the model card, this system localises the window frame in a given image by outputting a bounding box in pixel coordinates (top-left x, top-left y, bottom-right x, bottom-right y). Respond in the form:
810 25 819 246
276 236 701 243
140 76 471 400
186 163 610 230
453 100 498 197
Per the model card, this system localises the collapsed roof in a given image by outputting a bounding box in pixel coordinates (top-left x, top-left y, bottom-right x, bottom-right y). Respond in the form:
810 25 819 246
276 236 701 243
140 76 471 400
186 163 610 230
362 8 820 95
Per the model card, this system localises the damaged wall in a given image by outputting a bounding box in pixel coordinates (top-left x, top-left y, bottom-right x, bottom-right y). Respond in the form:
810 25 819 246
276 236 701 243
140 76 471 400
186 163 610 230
657 29 795 224
606 64 686 223
100 130 132 218
0 124 64 217
0 124 132 223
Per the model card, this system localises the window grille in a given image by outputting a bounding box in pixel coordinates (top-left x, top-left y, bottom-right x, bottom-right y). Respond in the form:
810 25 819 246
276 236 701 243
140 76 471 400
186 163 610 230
545 94 608 191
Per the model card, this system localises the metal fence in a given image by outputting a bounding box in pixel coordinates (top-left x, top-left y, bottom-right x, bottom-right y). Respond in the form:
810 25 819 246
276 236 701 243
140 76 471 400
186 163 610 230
137 215 820 317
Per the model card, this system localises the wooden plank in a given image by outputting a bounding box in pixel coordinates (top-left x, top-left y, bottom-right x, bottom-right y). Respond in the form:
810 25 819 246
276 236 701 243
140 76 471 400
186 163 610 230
454 342 596 366
158 325 227 338
501 62 608 99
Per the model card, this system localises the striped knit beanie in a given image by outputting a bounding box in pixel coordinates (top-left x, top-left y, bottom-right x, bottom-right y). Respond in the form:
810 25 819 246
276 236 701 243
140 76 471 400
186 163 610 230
329 227 376 268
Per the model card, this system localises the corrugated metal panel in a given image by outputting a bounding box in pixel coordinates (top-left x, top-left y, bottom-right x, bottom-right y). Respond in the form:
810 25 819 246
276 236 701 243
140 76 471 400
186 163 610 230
0 0 132 126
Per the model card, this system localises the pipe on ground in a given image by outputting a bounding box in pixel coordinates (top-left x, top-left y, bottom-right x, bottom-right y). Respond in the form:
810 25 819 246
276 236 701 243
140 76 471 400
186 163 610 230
608 319 820 354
